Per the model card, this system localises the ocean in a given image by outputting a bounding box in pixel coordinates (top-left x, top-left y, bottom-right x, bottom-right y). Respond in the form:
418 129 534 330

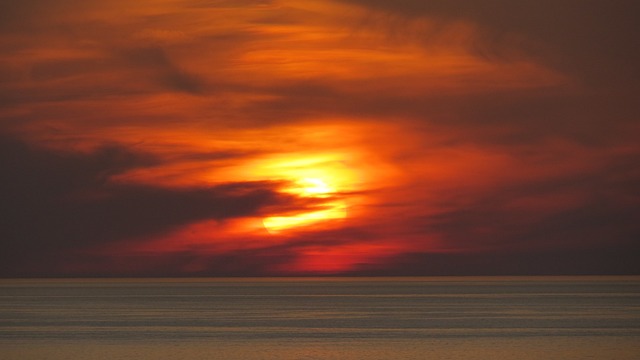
1 277 639 359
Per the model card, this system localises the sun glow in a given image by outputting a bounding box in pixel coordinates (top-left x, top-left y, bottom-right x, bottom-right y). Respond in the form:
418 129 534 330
263 176 347 233
255 154 356 234
298 177 332 195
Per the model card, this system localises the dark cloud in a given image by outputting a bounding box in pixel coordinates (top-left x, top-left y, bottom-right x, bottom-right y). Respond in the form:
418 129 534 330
341 0 640 89
381 154 640 275
117 47 205 94
427 194 640 253
351 246 640 276
0 47 204 109
20 227 371 277
39 247 298 278
0 135 283 277
23 46 204 95
0 0 90 31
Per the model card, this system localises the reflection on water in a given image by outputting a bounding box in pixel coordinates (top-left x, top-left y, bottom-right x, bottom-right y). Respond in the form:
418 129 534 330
1 277 639 359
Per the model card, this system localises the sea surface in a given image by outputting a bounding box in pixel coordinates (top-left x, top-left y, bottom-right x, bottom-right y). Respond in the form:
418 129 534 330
1 276 639 359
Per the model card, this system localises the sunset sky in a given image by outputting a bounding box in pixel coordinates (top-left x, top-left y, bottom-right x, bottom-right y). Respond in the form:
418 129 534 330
1 0 639 277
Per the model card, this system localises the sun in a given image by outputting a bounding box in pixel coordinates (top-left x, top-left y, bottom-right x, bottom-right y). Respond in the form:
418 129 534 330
298 177 332 195
223 151 358 234
263 176 347 234
252 155 355 234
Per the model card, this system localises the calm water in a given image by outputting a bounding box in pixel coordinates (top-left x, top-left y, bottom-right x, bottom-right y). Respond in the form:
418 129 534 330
1 277 639 359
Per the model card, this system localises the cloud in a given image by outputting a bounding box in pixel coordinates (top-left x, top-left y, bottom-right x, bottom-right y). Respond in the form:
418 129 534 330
0 135 285 276
0 0 638 276
339 0 640 87
41 247 300 278
116 47 205 94
351 246 640 276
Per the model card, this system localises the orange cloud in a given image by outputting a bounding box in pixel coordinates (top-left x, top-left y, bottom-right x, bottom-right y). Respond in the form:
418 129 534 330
1 0 638 276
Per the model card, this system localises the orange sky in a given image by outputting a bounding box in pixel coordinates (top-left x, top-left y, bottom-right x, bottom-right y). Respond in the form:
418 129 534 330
1 0 639 276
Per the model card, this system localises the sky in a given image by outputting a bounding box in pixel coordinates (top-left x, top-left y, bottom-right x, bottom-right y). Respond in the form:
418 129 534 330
1 0 639 277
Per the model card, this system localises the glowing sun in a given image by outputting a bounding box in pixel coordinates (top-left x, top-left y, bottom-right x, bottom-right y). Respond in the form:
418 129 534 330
263 176 347 234
248 153 357 234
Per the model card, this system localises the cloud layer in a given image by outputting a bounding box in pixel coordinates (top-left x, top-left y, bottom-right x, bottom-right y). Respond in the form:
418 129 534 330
1 0 638 276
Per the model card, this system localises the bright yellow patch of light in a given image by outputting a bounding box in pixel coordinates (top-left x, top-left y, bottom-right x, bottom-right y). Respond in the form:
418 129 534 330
298 177 332 195
263 199 346 234
256 155 355 234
